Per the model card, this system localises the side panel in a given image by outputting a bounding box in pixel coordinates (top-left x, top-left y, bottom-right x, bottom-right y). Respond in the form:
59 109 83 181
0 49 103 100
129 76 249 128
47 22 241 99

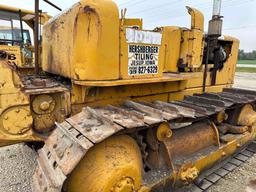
160 26 182 73
0 59 38 146
0 45 22 67
42 0 120 81
179 29 204 70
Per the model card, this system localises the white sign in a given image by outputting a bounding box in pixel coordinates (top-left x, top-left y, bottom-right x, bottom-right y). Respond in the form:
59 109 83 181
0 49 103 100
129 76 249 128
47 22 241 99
126 28 162 76
128 44 159 75
126 28 162 45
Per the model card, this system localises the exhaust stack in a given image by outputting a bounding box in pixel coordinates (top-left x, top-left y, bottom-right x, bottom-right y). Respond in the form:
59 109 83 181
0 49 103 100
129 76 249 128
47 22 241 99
208 0 223 36
203 0 225 91
212 0 222 17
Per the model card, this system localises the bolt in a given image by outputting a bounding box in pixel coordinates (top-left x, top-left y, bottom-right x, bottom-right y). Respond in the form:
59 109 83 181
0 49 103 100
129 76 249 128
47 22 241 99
237 143 241 148
222 152 226 157
40 101 50 111
15 109 20 113
4 116 8 120
86 127 91 132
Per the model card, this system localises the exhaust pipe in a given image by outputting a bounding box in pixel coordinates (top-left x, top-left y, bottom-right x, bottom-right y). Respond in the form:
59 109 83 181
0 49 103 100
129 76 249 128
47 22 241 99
212 0 222 18
208 0 223 36
203 0 224 91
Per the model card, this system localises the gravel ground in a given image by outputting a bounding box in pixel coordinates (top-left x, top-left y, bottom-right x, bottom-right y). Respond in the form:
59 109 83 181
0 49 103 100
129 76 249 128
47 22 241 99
208 154 256 192
0 144 37 192
0 72 255 192
234 72 256 91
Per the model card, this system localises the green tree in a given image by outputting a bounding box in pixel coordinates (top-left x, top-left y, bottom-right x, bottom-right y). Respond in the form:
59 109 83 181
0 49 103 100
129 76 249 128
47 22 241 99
238 49 256 60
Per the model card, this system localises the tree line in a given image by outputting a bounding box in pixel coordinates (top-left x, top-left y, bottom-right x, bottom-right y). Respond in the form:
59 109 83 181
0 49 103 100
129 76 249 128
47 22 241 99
238 50 256 60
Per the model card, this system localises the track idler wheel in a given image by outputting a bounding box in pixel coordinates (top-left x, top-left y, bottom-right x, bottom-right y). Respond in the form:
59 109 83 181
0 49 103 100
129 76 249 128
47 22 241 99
237 104 256 127
64 135 143 192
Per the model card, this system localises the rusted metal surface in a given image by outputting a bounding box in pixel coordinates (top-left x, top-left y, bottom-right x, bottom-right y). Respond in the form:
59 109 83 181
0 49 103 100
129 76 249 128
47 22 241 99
173 101 209 117
123 101 164 124
137 102 180 121
66 107 123 143
197 93 234 104
153 101 195 118
32 121 93 192
19 75 70 95
21 75 60 89
219 92 250 103
32 146 66 192
95 105 145 128
163 122 218 161
44 128 86 175
32 89 256 192
224 88 256 100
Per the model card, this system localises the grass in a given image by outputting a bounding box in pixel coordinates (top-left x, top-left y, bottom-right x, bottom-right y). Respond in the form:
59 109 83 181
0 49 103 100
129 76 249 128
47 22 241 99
237 60 256 64
236 67 256 73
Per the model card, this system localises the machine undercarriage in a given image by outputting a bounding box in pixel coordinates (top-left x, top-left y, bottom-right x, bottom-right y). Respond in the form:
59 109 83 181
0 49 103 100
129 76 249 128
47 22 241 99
32 88 256 192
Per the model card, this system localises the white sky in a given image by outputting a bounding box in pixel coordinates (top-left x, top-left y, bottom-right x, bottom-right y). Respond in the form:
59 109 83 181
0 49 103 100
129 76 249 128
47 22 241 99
0 0 255 51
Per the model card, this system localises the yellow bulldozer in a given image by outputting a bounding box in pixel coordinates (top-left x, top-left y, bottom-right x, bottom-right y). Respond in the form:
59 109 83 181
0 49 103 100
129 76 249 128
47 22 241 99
0 0 256 191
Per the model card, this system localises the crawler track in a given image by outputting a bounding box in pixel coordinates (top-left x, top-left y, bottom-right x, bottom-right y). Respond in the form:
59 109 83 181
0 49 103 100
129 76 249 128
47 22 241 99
32 88 256 192
176 141 256 192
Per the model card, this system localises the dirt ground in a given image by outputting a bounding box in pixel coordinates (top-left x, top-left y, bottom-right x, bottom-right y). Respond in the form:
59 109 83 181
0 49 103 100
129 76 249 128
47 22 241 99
0 72 256 192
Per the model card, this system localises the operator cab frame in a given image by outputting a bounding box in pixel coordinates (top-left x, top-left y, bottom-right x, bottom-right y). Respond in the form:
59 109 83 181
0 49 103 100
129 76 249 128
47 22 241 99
0 4 51 68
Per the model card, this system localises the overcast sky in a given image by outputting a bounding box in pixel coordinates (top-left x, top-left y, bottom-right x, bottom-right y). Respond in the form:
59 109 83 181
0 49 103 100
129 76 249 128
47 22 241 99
0 0 255 51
